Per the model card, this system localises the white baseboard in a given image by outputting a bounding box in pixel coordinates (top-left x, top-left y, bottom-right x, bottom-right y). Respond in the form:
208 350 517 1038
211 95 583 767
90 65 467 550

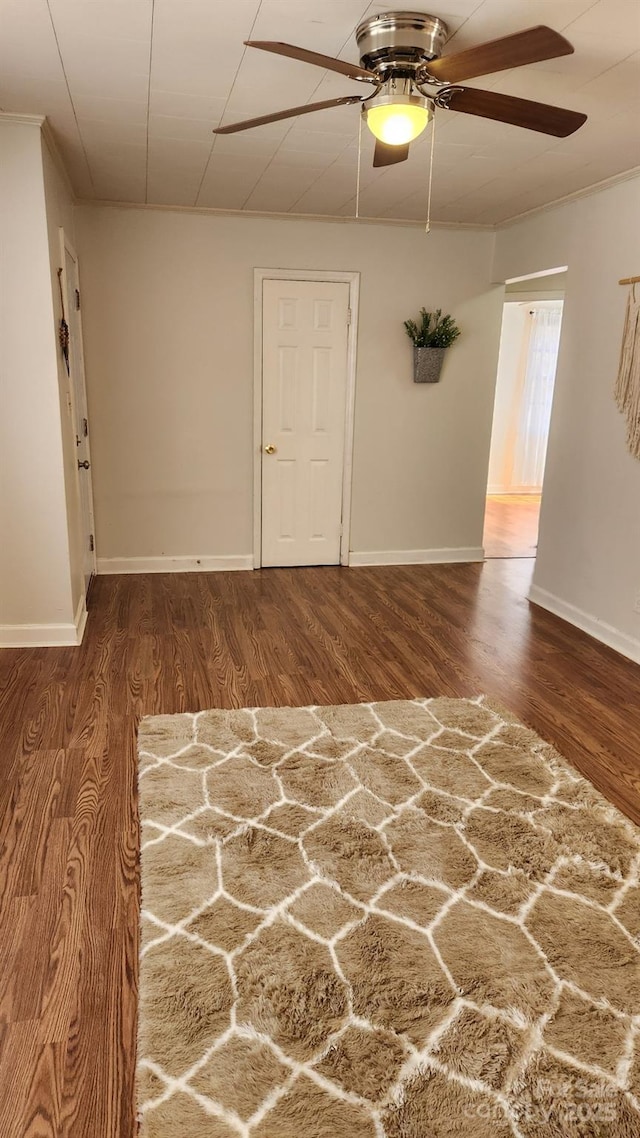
97 554 254 574
349 547 485 567
0 594 87 648
528 585 640 665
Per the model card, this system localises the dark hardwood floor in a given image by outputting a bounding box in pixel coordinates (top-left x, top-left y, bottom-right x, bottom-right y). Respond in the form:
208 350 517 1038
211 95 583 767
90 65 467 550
1 561 639 1137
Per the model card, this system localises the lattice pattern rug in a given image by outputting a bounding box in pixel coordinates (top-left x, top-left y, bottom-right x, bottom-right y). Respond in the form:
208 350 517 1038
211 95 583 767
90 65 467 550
136 698 640 1137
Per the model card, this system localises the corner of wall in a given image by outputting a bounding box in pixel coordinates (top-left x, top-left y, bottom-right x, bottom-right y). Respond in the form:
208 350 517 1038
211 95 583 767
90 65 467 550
494 172 640 661
0 115 78 638
0 594 88 649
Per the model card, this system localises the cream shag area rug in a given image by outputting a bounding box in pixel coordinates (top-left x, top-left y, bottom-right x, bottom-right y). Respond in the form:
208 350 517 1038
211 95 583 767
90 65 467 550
137 698 640 1137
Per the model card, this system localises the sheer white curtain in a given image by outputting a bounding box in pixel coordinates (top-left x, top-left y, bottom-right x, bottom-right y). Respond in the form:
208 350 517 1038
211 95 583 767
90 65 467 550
511 302 563 490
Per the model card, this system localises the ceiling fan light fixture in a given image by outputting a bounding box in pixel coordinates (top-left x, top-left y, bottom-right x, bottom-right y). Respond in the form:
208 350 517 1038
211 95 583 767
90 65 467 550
365 93 432 145
223 25 587 149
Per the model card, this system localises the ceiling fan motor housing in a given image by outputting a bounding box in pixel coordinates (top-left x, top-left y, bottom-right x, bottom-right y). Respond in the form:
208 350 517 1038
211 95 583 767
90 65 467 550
356 10 450 76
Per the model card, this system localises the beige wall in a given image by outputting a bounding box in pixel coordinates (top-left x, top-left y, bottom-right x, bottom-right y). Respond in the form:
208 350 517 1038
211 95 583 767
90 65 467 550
76 205 503 564
0 117 79 644
493 174 640 661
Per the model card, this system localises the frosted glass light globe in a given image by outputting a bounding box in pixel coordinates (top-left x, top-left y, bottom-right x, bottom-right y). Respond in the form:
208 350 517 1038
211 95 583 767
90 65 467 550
366 101 432 145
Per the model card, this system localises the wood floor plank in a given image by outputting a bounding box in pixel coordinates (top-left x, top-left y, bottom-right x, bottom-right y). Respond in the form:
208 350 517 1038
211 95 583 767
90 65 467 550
483 493 541 558
0 896 34 1048
11 818 73 1025
0 561 639 1136
0 751 69 902
0 1025 63 1138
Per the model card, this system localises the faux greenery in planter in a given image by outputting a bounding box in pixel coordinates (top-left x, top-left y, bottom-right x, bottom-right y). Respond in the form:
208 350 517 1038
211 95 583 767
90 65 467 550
404 308 461 383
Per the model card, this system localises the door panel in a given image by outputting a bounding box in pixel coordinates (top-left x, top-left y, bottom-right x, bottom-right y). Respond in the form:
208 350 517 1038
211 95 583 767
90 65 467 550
312 347 332 432
277 460 296 541
278 346 297 431
261 279 350 567
310 460 329 539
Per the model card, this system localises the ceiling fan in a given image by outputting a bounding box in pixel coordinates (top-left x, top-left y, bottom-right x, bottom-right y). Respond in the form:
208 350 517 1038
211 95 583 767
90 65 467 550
213 11 587 167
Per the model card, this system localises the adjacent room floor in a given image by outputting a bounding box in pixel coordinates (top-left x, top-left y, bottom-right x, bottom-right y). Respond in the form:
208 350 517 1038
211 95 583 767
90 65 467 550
483 493 541 558
1 561 639 1136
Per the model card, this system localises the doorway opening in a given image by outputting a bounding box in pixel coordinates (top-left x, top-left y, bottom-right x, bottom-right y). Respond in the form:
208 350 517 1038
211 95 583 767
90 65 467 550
484 269 566 560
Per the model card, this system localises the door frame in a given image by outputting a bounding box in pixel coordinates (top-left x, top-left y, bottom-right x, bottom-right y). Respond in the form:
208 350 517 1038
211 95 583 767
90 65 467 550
253 268 360 569
58 228 97 587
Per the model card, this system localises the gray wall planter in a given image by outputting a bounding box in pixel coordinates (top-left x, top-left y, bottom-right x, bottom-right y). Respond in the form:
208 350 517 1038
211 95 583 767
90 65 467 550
413 345 447 383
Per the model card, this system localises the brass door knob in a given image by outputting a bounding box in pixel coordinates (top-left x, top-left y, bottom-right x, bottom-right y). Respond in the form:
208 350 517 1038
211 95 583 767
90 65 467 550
263 444 277 454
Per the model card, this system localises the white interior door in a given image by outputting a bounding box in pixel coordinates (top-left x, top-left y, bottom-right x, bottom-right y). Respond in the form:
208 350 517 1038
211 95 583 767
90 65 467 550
261 279 350 567
63 239 96 596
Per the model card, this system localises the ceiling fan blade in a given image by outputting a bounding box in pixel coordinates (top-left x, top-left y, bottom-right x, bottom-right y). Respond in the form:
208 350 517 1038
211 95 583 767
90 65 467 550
245 40 377 83
373 140 410 167
426 25 574 84
213 95 364 134
444 86 587 137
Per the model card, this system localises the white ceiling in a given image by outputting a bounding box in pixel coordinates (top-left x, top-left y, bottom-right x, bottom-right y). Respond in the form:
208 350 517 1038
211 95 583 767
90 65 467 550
1 0 639 224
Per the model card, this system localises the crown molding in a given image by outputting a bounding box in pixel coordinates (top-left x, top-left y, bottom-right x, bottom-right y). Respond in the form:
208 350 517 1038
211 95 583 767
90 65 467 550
63 165 640 231
77 197 495 232
498 165 640 228
0 112 78 202
0 111 45 127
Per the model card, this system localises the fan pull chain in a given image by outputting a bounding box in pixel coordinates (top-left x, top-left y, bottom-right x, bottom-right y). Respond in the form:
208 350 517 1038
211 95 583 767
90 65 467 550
355 111 363 220
425 112 436 234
